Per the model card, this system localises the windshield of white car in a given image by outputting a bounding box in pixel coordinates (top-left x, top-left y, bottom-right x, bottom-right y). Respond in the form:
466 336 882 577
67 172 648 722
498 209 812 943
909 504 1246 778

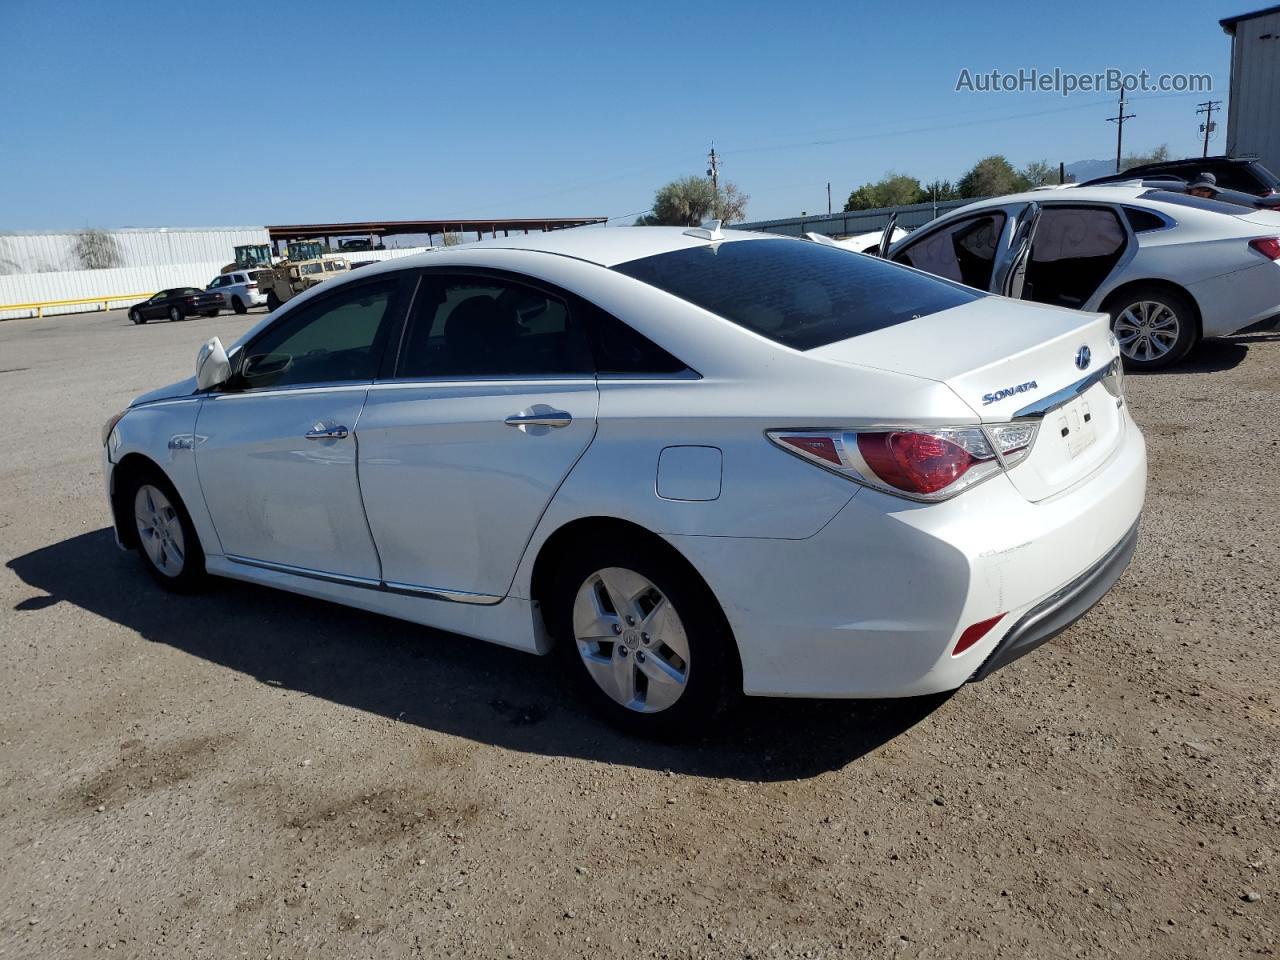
612 239 981 350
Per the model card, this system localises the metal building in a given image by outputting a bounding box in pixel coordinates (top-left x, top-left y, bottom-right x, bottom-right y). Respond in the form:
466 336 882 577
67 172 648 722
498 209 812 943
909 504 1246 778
1221 5 1280 173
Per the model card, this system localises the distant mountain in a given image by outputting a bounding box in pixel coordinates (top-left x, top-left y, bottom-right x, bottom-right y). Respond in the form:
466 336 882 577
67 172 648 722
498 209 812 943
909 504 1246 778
1063 158 1117 183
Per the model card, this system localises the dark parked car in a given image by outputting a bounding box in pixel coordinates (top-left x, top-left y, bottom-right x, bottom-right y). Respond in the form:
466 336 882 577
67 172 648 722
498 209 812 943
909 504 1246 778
1083 155 1280 196
127 288 224 325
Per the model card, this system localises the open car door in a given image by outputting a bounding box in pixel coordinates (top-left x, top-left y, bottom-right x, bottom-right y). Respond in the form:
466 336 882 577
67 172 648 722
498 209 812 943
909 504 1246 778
997 202 1041 299
876 212 899 258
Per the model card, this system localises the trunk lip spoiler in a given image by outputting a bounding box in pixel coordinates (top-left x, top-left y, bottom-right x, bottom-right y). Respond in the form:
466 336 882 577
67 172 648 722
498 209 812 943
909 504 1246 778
1011 360 1119 420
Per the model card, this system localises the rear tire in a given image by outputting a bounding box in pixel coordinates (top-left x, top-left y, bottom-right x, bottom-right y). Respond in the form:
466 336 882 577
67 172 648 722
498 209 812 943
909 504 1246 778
266 290 281 311
129 308 146 325
168 306 182 323
124 468 206 593
1104 284 1198 371
231 295 247 315
547 538 737 740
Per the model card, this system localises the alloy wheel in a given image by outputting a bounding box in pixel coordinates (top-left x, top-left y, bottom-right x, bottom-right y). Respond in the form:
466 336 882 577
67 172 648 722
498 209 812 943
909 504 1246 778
1113 300 1180 363
133 483 186 577
571 567 691 714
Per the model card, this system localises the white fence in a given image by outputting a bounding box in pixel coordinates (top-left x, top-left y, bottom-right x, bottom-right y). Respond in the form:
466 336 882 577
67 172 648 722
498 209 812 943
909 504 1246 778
0 261 227 320
0 227 267 275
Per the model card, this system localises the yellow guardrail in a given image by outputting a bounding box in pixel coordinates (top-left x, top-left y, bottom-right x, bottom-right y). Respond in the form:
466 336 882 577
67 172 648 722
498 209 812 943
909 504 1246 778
0 292 154 320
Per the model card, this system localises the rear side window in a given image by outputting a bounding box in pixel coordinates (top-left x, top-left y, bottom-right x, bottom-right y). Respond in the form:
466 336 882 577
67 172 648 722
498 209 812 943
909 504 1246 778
613 239 979 351
1123 207 1169 232
397 276 593 378
581 302 688 375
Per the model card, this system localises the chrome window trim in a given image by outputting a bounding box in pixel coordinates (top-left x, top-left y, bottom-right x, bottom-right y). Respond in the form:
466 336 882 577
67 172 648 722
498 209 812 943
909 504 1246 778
226 555 503 606
369 374 597 389
210 381 375 399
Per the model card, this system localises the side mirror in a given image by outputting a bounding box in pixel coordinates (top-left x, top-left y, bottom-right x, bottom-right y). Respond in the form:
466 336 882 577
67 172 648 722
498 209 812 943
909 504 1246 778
195 336 231 390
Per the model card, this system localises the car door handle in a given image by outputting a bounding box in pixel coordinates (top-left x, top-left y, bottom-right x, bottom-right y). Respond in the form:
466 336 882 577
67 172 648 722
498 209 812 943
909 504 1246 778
305 425 349 440
505 411 572 428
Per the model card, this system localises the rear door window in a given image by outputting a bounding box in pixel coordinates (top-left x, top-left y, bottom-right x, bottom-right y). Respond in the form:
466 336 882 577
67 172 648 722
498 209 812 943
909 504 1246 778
1025 205 1128 309
613 238 979 351
893 213 1007 290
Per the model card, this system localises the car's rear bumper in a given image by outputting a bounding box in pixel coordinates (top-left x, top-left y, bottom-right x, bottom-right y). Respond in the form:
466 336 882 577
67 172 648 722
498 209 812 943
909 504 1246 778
969 519 1138 681
667 411 1146 698
1191 261 1280 337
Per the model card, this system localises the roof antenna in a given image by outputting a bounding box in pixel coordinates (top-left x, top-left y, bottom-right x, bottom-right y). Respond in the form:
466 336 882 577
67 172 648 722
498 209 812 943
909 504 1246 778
683 219 723 241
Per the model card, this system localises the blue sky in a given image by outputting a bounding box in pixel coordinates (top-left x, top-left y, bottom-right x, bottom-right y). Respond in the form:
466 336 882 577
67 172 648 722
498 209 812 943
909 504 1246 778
0 0 1249 230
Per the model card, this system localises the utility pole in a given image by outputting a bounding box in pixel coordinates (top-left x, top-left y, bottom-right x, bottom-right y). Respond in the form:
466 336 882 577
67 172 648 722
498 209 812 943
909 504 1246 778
706 144 719 194
827 182 832 215
1197 100 1222 158
1106 91 1136 172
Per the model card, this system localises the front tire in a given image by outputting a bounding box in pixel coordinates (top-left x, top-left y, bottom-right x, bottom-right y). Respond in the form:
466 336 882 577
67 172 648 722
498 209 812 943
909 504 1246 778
548 540 737 739
129 308 146 325
168 306 182 323
266 290 281 311
1105 285 1198 370
126 470 206 592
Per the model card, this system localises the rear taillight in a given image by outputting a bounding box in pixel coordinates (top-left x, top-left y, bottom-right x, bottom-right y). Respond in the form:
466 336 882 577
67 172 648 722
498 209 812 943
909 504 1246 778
1249 237 1280 260
246 283 258 290
1100 353 1125 403
767 422 1038 502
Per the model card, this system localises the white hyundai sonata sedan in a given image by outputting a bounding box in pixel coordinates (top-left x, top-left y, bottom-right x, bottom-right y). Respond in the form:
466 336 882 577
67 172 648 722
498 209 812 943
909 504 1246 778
102 226 1146 737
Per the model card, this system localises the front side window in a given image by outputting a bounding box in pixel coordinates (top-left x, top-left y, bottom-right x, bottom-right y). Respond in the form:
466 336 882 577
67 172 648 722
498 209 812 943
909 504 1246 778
894 213 1007 290
397 275 592 378
615 239 979 351
239 279 400 389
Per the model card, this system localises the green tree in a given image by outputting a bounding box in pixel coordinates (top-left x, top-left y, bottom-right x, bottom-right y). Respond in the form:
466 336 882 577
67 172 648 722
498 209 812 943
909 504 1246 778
1021 160 1061 187
636 176 748 225
843 172 925 211
1121 144 1170 170
957 156 1031 198
920 179 961 203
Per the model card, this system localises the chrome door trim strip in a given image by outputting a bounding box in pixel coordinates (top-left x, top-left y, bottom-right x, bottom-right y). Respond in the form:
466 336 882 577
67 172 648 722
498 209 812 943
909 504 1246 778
1012 362 1114 420
382 581 503 605
226 555 503 606
226 555 382 589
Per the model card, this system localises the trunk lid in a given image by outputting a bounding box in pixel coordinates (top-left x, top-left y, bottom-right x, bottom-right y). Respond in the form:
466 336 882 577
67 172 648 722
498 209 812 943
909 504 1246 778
809 296 1126 502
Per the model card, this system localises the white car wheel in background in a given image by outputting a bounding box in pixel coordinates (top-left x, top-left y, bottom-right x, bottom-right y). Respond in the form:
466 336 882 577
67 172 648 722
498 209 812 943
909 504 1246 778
1106 285 1198 370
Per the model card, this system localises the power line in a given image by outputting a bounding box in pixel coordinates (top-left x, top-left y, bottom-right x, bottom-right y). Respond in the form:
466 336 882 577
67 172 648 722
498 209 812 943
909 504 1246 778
1106 91 1136 172
1196 100 1222 158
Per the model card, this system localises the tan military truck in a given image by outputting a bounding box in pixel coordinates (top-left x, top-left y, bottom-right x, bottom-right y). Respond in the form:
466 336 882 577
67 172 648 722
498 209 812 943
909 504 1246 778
257 241 350 311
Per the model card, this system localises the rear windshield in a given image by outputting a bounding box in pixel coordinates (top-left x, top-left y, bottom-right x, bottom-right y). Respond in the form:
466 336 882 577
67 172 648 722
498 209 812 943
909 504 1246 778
613 238 980 350
1139 190 1252 216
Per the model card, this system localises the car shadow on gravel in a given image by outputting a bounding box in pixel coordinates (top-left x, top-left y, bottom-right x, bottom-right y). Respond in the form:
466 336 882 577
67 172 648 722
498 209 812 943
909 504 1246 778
8 529 950 782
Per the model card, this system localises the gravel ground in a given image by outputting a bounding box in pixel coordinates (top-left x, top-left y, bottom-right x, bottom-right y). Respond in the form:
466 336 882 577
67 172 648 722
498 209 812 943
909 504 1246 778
0 307 1276 959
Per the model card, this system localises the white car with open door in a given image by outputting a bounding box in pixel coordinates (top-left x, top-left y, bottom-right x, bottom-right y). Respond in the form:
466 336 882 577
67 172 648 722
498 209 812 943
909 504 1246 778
887 185 1280 369
102 226 1145 738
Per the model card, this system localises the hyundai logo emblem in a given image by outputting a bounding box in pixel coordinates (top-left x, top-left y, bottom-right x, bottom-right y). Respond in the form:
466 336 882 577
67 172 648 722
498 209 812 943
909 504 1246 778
1075 345 1091 370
